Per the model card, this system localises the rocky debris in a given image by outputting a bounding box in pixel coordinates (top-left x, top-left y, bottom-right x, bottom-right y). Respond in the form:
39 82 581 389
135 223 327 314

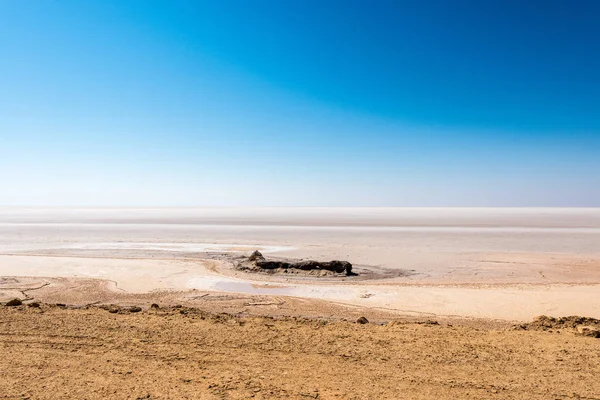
516 316 600 337
5 298 22 307
28 302 41 308
527 315 600 329
577 325 600 338
417 319 440 325
129 306 142 313
356 316 369 324
101 305 122 314
239 251 353 276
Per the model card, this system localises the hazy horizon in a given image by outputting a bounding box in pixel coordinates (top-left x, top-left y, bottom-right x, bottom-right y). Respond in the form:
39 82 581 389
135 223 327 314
1 206 600 210
2 1 599 207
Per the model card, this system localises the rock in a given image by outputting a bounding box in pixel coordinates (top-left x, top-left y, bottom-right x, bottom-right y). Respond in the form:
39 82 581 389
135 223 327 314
102 305 121 313
344 263 353 275
255 260 288 269
356 316 369 324
28 302 41 308
327 261 351 274
129 306 142 313
577 325 600 338
244 251 354 276
293 260 351 273
254 258 352 274
150 303 160 309
5 298 22 307
248 250 265 262
294 260 320 270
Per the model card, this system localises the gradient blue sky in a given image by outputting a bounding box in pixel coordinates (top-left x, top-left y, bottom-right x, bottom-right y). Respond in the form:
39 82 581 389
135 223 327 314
1 0 599 206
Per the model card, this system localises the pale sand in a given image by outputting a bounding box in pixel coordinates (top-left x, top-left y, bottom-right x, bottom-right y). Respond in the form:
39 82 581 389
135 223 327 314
1 207 599 321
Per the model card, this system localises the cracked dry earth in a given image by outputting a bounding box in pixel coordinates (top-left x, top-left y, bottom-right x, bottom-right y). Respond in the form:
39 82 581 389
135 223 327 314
1 306 600 400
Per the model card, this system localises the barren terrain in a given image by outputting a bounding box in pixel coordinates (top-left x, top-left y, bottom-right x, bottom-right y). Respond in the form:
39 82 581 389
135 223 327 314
1 208 600 399
1 305 600 400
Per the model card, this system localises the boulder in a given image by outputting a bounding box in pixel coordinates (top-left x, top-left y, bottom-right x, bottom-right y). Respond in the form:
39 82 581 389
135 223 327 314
356 316 369 324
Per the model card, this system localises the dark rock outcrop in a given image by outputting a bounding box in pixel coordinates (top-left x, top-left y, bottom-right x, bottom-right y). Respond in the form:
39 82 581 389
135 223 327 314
255 260 290 270
5 298 22 307
297 260 351 274
253 258 352 275
356 316 369 324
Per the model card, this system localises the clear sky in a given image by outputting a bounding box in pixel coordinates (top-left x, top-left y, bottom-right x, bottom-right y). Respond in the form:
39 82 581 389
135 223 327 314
1 0 599 206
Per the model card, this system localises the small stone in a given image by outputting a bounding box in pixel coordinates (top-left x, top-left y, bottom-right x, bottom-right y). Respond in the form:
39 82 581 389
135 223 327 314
150 303 160 309
28 302 41 308
356 316 369 324
129 306 142 313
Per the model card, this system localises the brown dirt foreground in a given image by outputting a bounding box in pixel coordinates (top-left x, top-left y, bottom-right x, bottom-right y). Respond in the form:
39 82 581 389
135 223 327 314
1 306 600 400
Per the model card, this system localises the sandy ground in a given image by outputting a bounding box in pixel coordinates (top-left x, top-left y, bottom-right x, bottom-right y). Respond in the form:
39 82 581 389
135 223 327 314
1 305 600 400
2 208 600 399
1 207 600 321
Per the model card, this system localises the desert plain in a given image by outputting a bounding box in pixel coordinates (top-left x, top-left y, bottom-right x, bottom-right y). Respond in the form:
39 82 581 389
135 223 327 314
1 207 599 399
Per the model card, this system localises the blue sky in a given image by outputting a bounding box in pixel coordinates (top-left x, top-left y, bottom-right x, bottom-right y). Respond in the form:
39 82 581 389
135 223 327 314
1 0 599 206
